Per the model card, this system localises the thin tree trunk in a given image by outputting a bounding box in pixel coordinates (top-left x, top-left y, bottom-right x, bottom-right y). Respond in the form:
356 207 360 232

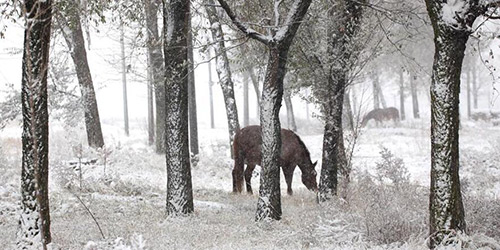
248 67 261 116
207 50 215 129
410 71 420 119
344 90 354 131
243 71 250 127
466 67 471 119
306 88 310 122
163 0 194 216
284 89 297 131
399 69 406 120
120 18 129 136
18 0 53 247
147 55 155 145
472 60 478 109
144 0 166 153
187 16 199 157
372 70 380 109
206 0 240 154
144 0 164 150
57 3 105 148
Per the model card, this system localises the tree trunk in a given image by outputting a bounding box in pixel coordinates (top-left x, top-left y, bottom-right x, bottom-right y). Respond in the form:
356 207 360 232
120 18 129 136
143 0 166 153
207 50 215 129
59 4 104 149
425 1 471 245
318 0 363 202
466 67 471 119
243 71 249 127
205 0 240 154
344 90 355 131
163 0 194 216
410 71 420 119
284 89 297 131
256 46 285 221
248 67 261 116
18 0 53 248
377 79 387 109
399 69 406 120
471 60 478 109
372 70 380 109
147 57 155 145
187 16 199 158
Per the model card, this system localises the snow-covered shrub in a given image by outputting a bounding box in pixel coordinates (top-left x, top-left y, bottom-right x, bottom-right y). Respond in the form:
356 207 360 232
84 234 146 250
375 146 410 186
346 168 427 244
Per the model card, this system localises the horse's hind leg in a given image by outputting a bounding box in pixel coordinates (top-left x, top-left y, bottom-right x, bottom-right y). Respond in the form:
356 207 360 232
232 152 245 193
244 164 256 194
283 165 294 195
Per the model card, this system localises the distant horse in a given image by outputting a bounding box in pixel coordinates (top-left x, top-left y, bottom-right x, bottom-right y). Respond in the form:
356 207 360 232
232 125 318 195
361 107 400 127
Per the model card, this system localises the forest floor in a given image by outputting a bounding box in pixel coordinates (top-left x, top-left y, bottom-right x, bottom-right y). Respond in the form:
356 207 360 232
1 119 500 249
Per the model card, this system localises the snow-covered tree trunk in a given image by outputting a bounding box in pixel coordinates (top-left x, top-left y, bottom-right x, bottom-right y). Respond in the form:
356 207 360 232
163 0 194 216
424 0 491 246
59 2 105 149
144 0 166 153
205 0 240 154
284 89 297 132
147 59 155 145
318 0 363 202
187 15 199 158
120 17 129 137
207 50 215 129
399 69 406 120
410 72 420 119
256 46 286 221
18 0 53 248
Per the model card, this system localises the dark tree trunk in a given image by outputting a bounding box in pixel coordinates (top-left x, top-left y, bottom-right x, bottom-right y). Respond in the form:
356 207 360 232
243 72 250 127
58 3 105 149
120 18 129 136
318 0 363 202
410 71 420 119
144 0 166 153
18 0 53 247
163 0 194 216
187 16 199 158
399 69 406 120
206 0 240 154
284 90 297 132
424 0 481 246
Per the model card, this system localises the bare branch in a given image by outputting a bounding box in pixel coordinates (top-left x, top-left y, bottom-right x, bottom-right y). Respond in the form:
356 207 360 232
215 0 271 45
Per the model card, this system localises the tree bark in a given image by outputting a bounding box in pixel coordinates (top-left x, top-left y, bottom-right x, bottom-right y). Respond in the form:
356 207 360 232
284 89 297 132
187 16 199 158
120 18 129 136
206 0 240 154
410 71 420 119
58 3 105 149
143 0 166 153
248 67 261 116
163 0 194 216
207 50 215 129
344 91 355 131
318 0 363 202
147 56 155 145
371 70 380 109
18 0 53 248
424 0 482 246
399 69 406 120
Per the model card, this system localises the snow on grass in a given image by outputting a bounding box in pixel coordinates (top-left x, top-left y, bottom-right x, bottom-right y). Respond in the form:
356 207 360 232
0 120 499 249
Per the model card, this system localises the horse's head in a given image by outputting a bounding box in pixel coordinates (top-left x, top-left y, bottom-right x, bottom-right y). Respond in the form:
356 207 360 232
301 161 318 191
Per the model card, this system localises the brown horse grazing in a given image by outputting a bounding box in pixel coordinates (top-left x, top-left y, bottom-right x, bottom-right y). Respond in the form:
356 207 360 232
361 107 400 127
232 125 318 195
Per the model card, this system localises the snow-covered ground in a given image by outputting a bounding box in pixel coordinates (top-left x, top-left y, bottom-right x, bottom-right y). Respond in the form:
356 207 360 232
1 119 499 249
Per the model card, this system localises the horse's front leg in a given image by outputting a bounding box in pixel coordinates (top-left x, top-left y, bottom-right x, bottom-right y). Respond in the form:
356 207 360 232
244 164 256 194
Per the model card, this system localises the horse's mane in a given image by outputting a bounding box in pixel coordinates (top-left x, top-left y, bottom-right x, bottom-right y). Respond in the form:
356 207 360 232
293 132 311 162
